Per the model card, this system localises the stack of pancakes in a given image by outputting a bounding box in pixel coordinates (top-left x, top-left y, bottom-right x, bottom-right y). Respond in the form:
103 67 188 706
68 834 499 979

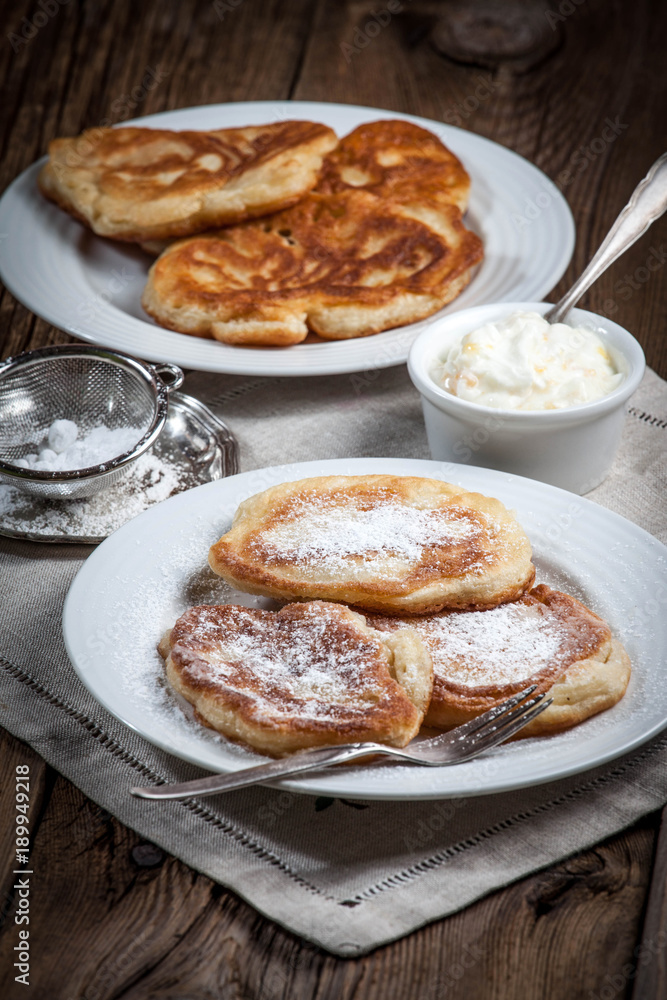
160 475 631 756
39 119 483 346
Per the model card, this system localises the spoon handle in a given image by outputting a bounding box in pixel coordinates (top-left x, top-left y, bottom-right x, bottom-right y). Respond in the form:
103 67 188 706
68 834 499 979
546 152 667 324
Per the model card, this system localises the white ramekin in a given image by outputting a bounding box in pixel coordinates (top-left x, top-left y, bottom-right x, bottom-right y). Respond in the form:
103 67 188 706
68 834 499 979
407 301 646 494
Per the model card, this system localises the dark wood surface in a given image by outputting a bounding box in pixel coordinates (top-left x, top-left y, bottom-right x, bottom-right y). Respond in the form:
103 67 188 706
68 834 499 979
1 1 666 997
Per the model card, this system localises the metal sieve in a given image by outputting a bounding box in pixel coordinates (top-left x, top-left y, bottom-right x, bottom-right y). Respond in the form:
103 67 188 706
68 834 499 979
0 345 184 500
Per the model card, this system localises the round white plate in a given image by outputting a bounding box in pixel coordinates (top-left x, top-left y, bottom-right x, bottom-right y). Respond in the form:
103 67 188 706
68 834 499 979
0 101 574 377
63 458 667 800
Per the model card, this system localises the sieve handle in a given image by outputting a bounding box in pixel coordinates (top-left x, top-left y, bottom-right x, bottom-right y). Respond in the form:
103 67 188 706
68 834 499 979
153 362 184 393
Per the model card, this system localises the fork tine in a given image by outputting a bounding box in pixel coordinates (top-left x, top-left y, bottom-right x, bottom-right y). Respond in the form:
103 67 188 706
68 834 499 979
465 698 553 756
444 685 538 742
467 692 546 744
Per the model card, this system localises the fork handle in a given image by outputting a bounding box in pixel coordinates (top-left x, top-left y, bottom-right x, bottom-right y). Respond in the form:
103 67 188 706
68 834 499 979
129 743 381 800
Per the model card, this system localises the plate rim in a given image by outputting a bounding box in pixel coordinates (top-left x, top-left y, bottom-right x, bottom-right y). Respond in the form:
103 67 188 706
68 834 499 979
0 99 575 377
62 456 667 800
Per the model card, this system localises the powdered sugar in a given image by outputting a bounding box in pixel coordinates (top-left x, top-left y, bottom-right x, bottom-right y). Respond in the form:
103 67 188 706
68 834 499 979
0 450 180 540
259 498 483 577
60 458 655 791
10 419 144 472
412 601 570 687
175 603 384 721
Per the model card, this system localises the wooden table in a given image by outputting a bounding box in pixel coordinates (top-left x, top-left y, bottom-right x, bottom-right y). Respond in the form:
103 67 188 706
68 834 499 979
1 1 666 996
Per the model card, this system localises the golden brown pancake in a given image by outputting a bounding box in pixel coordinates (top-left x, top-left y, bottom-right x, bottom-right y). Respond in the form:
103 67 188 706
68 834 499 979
159 601 433 756
141 120 484 345
317 118 471 211
367 585 631 737
208 475 535 615
38 121 338 242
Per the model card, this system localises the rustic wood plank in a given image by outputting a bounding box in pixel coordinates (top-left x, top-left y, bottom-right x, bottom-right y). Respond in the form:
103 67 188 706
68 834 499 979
295 0 667 378
631 805 667 1000
0 756 213 998
0 719 657 999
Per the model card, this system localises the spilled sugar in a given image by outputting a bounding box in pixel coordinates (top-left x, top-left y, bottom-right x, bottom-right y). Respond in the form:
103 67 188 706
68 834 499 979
0 450 181 539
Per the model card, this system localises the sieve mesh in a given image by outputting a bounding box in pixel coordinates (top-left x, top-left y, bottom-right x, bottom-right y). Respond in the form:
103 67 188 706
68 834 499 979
0 350 166 500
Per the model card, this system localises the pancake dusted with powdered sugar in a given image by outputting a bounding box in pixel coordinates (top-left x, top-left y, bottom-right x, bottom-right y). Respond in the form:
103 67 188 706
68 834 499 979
208 475 535 614
367 585 631 736
159 601 433 756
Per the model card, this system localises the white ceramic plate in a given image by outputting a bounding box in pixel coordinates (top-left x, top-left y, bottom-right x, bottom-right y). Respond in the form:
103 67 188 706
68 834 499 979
0 101 574 377
63 458 667 800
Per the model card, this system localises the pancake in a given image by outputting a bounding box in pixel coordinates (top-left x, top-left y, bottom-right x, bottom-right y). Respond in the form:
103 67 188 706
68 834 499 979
208 475 535 614
159 600 433 756
367 585 631 736
141 120 484 345
137 119 472 258
317 118 471 211
38 120 338 242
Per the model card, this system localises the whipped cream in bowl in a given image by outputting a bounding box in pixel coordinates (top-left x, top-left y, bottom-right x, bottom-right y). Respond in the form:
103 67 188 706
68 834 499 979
408 302 645 494
434 310 624 411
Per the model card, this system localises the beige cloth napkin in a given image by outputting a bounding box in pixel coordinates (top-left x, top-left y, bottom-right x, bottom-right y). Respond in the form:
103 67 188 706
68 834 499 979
1 365 666 956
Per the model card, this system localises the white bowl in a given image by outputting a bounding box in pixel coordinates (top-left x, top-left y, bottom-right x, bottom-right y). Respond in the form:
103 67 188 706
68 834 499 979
407 301 645 494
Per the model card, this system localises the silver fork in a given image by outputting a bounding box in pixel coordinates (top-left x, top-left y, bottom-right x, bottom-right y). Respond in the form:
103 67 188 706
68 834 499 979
130 686 551 801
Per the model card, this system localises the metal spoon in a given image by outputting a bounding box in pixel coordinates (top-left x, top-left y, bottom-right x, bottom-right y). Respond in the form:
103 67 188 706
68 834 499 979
546 152 667 324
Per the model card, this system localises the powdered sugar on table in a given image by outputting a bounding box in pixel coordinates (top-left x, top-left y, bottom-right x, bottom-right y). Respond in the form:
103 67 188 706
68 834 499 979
0 450 180 541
